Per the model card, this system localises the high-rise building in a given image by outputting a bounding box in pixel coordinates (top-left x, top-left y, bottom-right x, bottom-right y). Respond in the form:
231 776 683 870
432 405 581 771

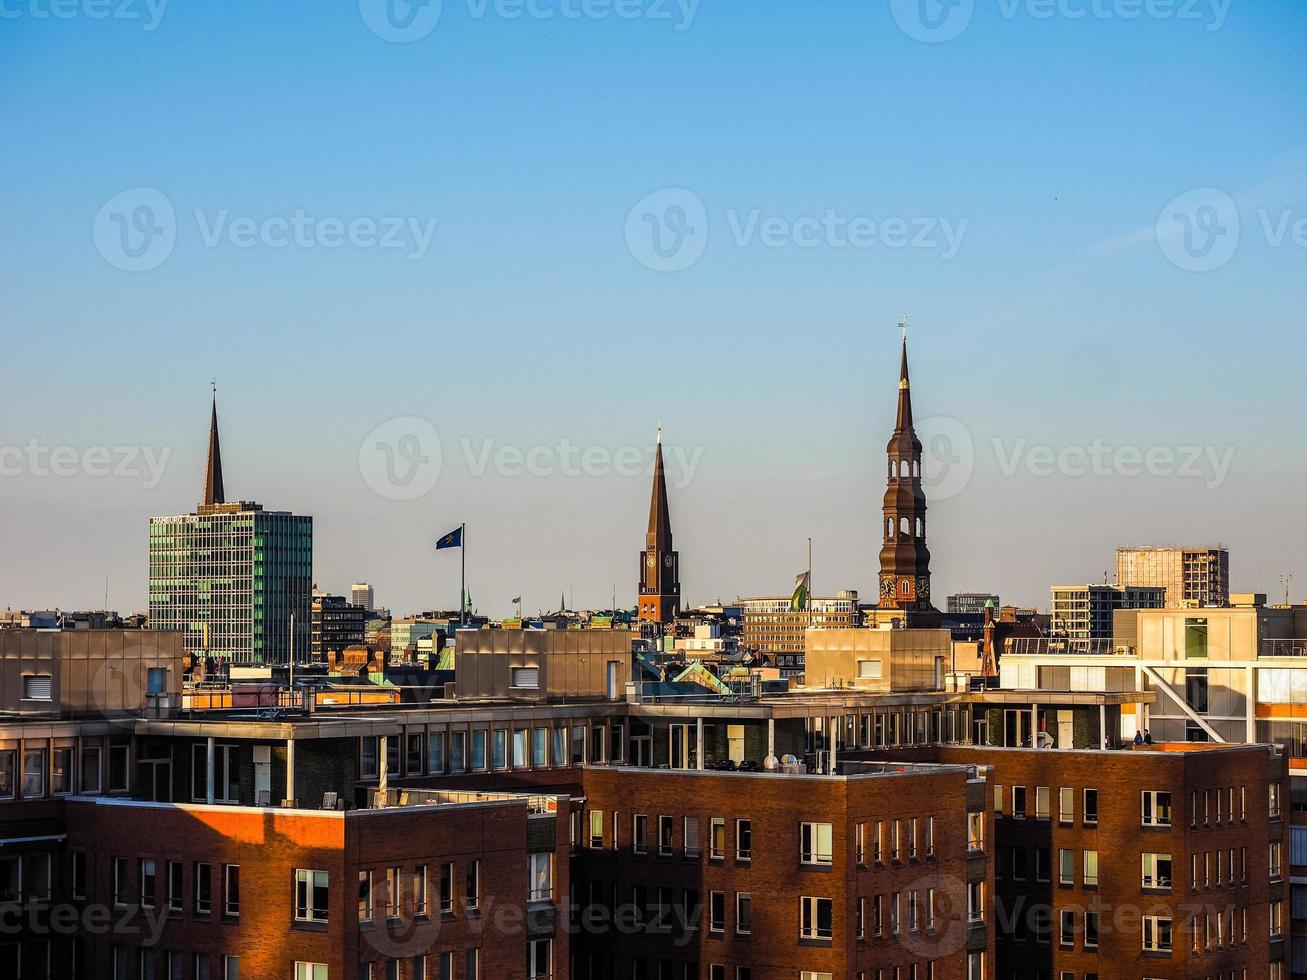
351 581 375 611
877 334 935 618
1116 545 1230 608
310 593 366 657
947 592 1001 615
148 396 313 666
1050 583 1165 644
637 427 679 627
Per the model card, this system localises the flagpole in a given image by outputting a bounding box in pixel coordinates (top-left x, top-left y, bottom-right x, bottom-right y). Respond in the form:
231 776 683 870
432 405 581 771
460 523 467 627
808 536 813 630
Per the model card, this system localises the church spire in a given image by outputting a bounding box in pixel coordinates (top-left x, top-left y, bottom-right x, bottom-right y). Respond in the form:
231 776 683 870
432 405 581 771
202 390 225 507
638 426 680 628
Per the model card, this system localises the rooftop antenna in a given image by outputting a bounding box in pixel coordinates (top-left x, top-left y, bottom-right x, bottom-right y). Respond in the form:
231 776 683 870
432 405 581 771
1281 574 1293 605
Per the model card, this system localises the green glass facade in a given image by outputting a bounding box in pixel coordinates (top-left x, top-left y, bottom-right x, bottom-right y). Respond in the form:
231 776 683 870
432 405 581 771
148 504 312 665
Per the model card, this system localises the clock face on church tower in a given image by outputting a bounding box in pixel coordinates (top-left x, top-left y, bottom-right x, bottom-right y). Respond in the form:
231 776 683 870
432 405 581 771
646 553 656 568
881 578 896 601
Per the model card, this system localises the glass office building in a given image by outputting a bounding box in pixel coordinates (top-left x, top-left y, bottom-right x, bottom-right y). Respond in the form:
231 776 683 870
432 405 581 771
149 503 313 666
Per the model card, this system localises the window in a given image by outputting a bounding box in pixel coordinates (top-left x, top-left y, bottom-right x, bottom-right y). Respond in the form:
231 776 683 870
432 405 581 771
465 860 479 911
439 863 453 913
527 940 550 980
406 733 424 775
466 949 479 980
80 746 101 794
709 818 725 860
684 817 700 857
223 956 238 980
800 896 833 940
358 870 373 922
23 675 52 701
512 667 540 689
967 880 984 923
427 732 445 774
1058 787 1073 823
1185 617 1208 658
800 823 833 866
633 815 648 854
385 867 402 919
413 866 427 917
140 858 157 908
492 730 508 770
1012 786 1027 819
1059 909 1074 946
709 891 725 932
967 812 984 851
72 852 87 901
658 816 673 856
589 811 604 849
222 865 239 917
1035 787 1050 820
112 857 127 906
294 966 328 980
532 729 548 768
1083 788 1098 825
471 730 487 771
528 853 552 903
1142 915 1172 952
449 731 467 773
1142 853 1172 890
295 869 329 923
1084 911 1099 949
22 749 45 797
513 730 528 769
1058 849 1073 885
1142 791 1172 827
1083 850 1098 887
165 861 182 913
736 893 751 935
736 819 752 861
194 863 211 915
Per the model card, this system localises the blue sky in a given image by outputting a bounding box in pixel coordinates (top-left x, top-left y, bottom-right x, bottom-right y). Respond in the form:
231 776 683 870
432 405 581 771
1 0 1305 615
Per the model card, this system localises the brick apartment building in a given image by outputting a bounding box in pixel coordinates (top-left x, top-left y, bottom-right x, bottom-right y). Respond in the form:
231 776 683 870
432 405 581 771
0 624 1290 980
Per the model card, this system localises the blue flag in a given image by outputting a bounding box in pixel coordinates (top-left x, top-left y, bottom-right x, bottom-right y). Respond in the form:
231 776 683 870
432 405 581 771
436 526 463 550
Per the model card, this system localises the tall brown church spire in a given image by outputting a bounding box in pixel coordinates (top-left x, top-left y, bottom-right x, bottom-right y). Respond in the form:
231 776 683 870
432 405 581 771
202 392 225 508
638 426 680 626
878 326 933 614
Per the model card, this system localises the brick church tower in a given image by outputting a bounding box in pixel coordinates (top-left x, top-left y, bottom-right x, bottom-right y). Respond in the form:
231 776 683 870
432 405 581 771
638 428 680 627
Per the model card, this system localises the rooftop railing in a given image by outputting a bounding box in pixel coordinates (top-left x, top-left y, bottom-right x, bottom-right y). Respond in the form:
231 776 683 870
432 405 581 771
1005 637 1125 657
1260 639 1307 658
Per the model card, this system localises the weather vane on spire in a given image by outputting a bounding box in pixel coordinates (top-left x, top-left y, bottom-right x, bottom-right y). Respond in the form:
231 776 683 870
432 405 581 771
211 377 217 395
899 314 909 342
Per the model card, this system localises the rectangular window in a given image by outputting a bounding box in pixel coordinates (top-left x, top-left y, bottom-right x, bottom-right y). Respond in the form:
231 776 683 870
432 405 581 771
709 891 725 932
140 858 157 908
406 733 424 775
80 746 101 794
527 940 550 980
1142 853 1172 890
532 729 548 768
528 853 552 903
513 730 529 769
466 949 479 980
22 749 45 798
1059 909 1074 946
800 823 833 865
709 818 725 860
1142 915 1173 952
471 731 487 771
1035 786 1050 820
1012 786 1026 818
800 896 834 940
589 811 604 849
194 863 211 915
1083 788 1098 825
736 819 751 861
1083 850 1098 887
1084 911 1099 949
736 893 751 935
492 730 508 770
1058 787 1073 823
112 857 127 906
222 865 239 917
72 851 87 901
23 675 52 701
633 814 648 855
295 869 329 923
1058 849 1073 885
658 816 673 856
967 812 984 852
358 870 373 922
439 863 453 913
1142 791 1172 827
449 732 467 773
52 747 72 795
386 867 401 918
512 667 540 689
684 817 700 857
294 966 328 980
413 866 427 917
465 860 479 911
552 727 567 768
165 861 182 913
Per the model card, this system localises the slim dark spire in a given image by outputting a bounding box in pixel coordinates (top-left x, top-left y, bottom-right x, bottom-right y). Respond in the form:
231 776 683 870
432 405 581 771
894 336 914 432
203 392 225 507
646 426 672 551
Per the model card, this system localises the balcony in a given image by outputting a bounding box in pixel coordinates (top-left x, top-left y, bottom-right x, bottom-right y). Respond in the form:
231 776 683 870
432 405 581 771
1260 639 1307 658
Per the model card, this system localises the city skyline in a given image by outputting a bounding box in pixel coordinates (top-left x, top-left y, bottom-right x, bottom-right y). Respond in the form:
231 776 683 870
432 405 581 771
2 2 1304 617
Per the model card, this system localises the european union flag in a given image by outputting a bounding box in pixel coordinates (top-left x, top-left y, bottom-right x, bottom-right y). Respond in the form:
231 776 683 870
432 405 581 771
436 526 463 550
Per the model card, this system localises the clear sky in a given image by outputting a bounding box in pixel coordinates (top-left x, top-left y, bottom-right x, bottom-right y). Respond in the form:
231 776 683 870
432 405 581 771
1 0 1304 617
